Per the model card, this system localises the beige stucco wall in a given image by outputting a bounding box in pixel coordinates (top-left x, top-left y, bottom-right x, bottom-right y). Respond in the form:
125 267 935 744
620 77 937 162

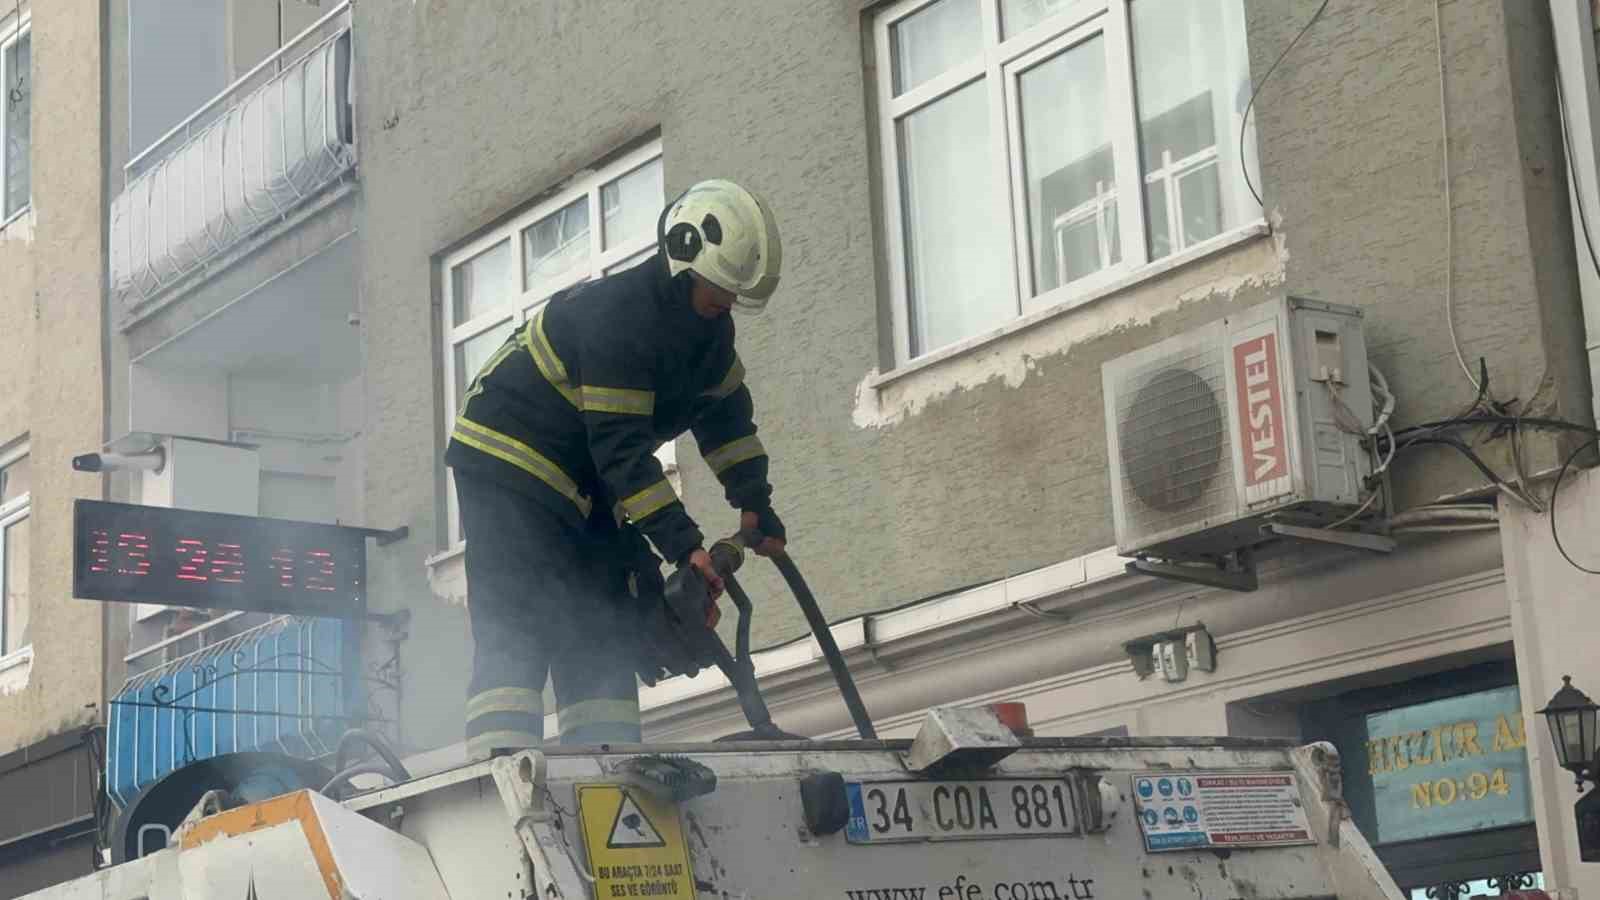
0 1 107 753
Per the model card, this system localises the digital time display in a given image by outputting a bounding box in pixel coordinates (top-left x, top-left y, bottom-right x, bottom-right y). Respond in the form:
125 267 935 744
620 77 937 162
73 500 367 618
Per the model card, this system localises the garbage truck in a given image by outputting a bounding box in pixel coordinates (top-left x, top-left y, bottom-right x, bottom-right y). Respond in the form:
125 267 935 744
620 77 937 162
22 716 1405 900
24 534 1412 900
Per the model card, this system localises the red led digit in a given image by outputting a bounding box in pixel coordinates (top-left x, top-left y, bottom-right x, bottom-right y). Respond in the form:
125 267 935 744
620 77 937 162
271 549 296 588
303 549 337 592
89 529 112 574
210 542 245 584
117 532 151 577
175 538 209 582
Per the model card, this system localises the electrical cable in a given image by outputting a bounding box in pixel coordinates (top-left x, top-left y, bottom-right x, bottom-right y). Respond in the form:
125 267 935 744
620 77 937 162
1324 491 1379 531
1556 76 1600 283
1385 414 1600 445
1395 434 1509 489
1550 437 1600 575
6 0 20 110
1432 0 1490 401
1239 0 1331 208
1388 523 1500 534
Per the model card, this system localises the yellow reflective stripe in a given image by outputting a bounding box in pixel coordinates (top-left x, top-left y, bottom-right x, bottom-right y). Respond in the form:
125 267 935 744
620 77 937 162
702 355 745 401
452 417 594 517
558 699 641 736
580 385 655 416
461 339 520 409
523 309 580 408
466 686 543 720
703 435 766 475
467 730 543 760
619 479 679 523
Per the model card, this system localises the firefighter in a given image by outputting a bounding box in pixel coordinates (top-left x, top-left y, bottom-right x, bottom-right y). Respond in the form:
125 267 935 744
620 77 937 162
446 179 787 759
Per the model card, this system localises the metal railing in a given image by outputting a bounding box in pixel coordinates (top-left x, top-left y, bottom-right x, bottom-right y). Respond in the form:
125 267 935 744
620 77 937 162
107 614 355 808
110 4 356 309
124 1 352 185
124 610 252 671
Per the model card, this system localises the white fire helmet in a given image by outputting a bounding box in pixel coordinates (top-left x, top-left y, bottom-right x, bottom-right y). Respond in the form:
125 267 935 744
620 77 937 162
657 179 782 311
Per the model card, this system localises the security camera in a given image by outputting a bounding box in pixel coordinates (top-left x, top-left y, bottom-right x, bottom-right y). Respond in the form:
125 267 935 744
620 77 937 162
72 447 166 474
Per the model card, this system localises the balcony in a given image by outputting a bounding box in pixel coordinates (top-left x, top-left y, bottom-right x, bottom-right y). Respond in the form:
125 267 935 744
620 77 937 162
110 3 354 315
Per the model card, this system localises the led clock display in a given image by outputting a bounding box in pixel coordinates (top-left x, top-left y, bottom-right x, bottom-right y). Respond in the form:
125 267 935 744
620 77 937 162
73 500 367 618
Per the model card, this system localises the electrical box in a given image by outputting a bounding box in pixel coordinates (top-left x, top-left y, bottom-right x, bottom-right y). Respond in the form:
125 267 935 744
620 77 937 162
1157 641 1189 683
1186 630 1217 673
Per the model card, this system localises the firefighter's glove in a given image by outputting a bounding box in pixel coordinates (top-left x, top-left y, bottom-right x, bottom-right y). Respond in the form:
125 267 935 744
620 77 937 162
740 508 787 557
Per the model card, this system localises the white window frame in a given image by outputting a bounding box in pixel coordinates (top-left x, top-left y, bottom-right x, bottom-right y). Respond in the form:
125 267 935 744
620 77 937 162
0 14 31 226
0 442 30 660
441 140 665 546
874 0 1262 366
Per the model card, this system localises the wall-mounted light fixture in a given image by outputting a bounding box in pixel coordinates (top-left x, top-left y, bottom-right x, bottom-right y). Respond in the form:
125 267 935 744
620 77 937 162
1538 675 1598 792
1537 676 1600 863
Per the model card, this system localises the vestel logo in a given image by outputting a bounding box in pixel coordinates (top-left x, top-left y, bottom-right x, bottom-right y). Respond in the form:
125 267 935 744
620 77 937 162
1232 333 1288 487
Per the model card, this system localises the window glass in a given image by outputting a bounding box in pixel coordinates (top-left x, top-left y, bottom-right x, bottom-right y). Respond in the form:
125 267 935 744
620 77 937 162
0 454 27 505
602 158 664 251
454 320 516 407
1001 0 1076 38
876 0 1260 362
891 0 982 95
1132 0 1257 259
1019 36 1116 295
4 33 30 218
2 514 27 655
451 240 513 326
897 81 1012 356
523 197 591 290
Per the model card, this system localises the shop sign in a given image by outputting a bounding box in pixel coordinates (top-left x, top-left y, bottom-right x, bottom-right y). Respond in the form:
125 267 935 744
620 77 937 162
1365 685 1533 843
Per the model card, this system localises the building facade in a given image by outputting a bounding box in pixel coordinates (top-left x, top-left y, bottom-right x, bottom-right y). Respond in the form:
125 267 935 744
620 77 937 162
0 2 109 897
39 0 1600 898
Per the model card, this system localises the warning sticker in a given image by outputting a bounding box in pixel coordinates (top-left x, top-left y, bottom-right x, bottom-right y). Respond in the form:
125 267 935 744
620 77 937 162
576 784 696 899
1131 771 1314 852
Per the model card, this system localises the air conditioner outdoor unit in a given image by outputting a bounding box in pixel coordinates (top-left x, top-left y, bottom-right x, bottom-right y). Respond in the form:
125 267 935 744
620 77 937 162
1102 296 1379 571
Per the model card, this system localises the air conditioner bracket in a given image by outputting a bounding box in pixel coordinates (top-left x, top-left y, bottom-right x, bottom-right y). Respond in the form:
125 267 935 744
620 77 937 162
1125 550 1258 593
1261 522 1395 554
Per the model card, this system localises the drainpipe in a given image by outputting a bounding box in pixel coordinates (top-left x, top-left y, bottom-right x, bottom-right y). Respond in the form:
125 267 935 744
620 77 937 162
1550 0 1600 427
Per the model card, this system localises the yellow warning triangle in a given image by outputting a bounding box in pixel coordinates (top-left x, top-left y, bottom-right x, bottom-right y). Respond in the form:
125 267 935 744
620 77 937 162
606 791 666 849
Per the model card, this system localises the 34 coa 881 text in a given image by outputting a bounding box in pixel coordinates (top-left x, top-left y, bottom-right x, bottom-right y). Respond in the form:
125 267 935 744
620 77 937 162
845 779 1078 844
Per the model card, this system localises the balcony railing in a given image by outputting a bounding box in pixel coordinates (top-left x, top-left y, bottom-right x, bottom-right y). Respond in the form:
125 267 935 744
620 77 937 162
110 2 355 311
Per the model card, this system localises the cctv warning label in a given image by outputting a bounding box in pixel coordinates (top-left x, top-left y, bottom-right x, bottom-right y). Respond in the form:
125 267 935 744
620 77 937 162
577 784 696 898
1132 771 1313 852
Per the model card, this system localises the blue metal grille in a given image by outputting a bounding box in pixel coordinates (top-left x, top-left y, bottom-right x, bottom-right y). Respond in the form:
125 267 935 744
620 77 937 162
107 616 349 808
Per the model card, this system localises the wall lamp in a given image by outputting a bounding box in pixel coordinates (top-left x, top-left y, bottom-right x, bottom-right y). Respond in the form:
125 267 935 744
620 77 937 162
1538 676 1599 792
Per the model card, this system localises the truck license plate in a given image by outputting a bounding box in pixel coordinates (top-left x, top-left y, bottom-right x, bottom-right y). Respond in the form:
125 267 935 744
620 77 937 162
844 779 1077 844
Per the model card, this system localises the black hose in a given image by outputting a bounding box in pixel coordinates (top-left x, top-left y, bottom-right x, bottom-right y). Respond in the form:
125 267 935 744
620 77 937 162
335 728 411 782
322 760 399 799
771 552 877 740
711 573 775 733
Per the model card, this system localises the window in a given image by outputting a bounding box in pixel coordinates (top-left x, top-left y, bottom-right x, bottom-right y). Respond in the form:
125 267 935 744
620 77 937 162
874 0 1260 362
1 22 30 220
441 141 665 543
0 447 29 657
